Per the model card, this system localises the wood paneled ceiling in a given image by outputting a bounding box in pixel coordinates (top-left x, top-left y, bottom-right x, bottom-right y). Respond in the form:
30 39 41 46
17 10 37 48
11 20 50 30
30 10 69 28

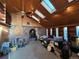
0 0 79 28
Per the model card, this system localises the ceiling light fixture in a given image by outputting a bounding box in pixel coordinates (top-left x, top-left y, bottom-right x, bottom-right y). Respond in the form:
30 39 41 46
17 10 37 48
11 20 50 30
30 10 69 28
66 6 74 13
54 14 60 17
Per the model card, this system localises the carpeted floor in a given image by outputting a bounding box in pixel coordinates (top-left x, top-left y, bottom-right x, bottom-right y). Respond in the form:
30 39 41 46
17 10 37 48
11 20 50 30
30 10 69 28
0 56 8 59
8 41 58 59
8 41 79 59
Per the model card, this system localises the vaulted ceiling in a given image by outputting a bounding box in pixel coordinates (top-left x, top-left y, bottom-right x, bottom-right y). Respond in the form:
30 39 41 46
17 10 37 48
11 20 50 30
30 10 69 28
0 0 79 28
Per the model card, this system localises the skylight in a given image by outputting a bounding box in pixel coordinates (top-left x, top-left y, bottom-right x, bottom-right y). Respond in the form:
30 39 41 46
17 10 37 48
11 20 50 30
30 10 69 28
32 15 40 22
35 10 45 19
41 0 56 14
68 0 73 3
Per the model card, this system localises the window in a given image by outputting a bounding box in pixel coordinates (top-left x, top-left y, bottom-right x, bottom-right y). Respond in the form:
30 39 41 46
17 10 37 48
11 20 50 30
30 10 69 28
0 27 2 39
56 28 59 37
35 10 45 19
76 26 79 37
64 27 68 41
41 0 56 14
46 29 48 36
50 28 52 35
32 15 40 22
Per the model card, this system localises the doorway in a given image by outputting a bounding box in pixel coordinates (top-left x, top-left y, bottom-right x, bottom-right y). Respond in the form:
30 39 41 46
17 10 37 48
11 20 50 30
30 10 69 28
29 29 37 41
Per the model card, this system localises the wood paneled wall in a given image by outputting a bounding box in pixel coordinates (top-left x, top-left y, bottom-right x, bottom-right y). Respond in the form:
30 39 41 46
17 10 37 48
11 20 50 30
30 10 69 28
52 28 56 36
6 11 12 25
59 27 63 36
68 26 76 37
49 25 76 40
